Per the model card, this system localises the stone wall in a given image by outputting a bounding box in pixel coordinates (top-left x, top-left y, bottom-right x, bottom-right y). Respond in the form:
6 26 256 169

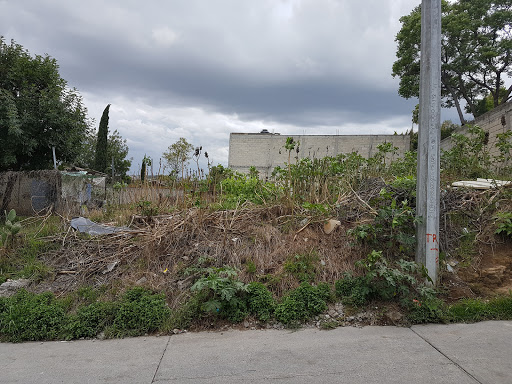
0 171 61 216
228 133 411 178
441 100 512 158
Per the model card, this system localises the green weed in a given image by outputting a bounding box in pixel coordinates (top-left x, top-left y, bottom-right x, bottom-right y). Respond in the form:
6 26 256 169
107 287 171 337
283 251 319 282
335 251 436 309
495 212 512 238
0 290 67 342
190 266 249 323
274 282 330 325
247 282 275 322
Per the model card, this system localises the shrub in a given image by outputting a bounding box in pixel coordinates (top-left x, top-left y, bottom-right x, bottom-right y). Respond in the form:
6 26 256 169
163 291 207 331
274 282 328 325
335 272 372 307
495 212 512 239
247 282 275 322
283 252 319 282
441 125 492 179
348 192 419 259
65 301 116 339
220 173 278 207
0 290 66 342
108 287 171 337
190 266 249 323
335 251 437 309
406 296 445 324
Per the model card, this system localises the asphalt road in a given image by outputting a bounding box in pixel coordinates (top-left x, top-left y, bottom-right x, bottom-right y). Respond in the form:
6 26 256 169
2 321 511 384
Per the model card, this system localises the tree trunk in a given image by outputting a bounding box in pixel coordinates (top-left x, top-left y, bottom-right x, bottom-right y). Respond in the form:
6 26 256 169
443 76 466 125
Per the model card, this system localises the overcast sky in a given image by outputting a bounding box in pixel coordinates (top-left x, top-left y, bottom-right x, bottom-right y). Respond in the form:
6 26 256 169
0 0 464 174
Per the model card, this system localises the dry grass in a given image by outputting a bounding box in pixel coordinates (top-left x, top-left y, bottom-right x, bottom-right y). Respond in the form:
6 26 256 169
31 181 512 308
39 204 361 306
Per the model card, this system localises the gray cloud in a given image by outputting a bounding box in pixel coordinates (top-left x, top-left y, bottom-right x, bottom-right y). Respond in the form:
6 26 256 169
1 0 462 172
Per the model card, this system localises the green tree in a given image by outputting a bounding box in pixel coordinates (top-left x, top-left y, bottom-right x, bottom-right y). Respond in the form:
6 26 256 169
392 0 512 125
0 37 91 170
469 88 511 117
76 129 132 181
106 130 132 181
163 137 194 179
94 104 110 173
141 155 151 183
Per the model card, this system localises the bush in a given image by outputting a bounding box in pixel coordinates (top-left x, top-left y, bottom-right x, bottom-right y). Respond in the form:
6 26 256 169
335 251 437 309
163 291 207 331
335 272 372 307
0 290 67 342
283 252 319 282
108 287 171 337
274 282 328 325
495 212 512 239
406 296 445 324
348 192 418 259
65 301 116 339
190 266 249 323
247 282 275 322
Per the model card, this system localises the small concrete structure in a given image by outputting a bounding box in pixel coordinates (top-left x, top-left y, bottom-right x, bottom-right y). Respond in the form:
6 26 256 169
0 169 106 216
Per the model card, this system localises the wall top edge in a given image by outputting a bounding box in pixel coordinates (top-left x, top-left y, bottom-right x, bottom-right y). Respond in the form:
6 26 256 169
229 133 408 138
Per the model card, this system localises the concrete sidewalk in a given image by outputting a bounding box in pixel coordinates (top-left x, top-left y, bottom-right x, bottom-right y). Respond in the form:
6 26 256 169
1 321 511 384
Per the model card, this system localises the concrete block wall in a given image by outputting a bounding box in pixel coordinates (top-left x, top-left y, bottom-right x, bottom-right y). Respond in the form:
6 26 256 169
228 133 411 178
441 100 512 160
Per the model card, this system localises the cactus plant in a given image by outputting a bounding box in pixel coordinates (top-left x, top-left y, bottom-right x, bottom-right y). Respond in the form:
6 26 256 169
1 209 22 247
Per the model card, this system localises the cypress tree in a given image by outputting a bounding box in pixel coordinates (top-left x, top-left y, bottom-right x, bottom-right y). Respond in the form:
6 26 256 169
94 104 110 173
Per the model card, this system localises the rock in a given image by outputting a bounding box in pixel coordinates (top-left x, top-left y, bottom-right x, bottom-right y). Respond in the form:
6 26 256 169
328 309 338 318
384 310 404 324
335 303 345 317
481 266 507 284
243 321 250 328
0 279 30 297
96 331 105 340
323 219 341 235
136 277 147 285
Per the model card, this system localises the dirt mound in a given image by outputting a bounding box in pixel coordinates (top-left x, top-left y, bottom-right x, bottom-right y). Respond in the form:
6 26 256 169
458 243 512 296
38 206 361 303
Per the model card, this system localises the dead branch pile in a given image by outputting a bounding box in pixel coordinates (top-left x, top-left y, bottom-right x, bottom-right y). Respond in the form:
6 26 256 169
38 181 510 302
42 205 358 300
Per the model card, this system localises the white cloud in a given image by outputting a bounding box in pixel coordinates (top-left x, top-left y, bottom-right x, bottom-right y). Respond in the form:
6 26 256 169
151 26 178 47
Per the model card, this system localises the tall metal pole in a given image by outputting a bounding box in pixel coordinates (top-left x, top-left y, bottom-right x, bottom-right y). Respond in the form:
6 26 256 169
416 0 441 283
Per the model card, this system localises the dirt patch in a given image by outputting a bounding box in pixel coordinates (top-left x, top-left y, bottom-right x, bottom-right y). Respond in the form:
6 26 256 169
457 243 512 296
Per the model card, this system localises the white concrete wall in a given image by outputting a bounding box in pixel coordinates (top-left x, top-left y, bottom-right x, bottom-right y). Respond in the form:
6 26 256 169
228 133 411 178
